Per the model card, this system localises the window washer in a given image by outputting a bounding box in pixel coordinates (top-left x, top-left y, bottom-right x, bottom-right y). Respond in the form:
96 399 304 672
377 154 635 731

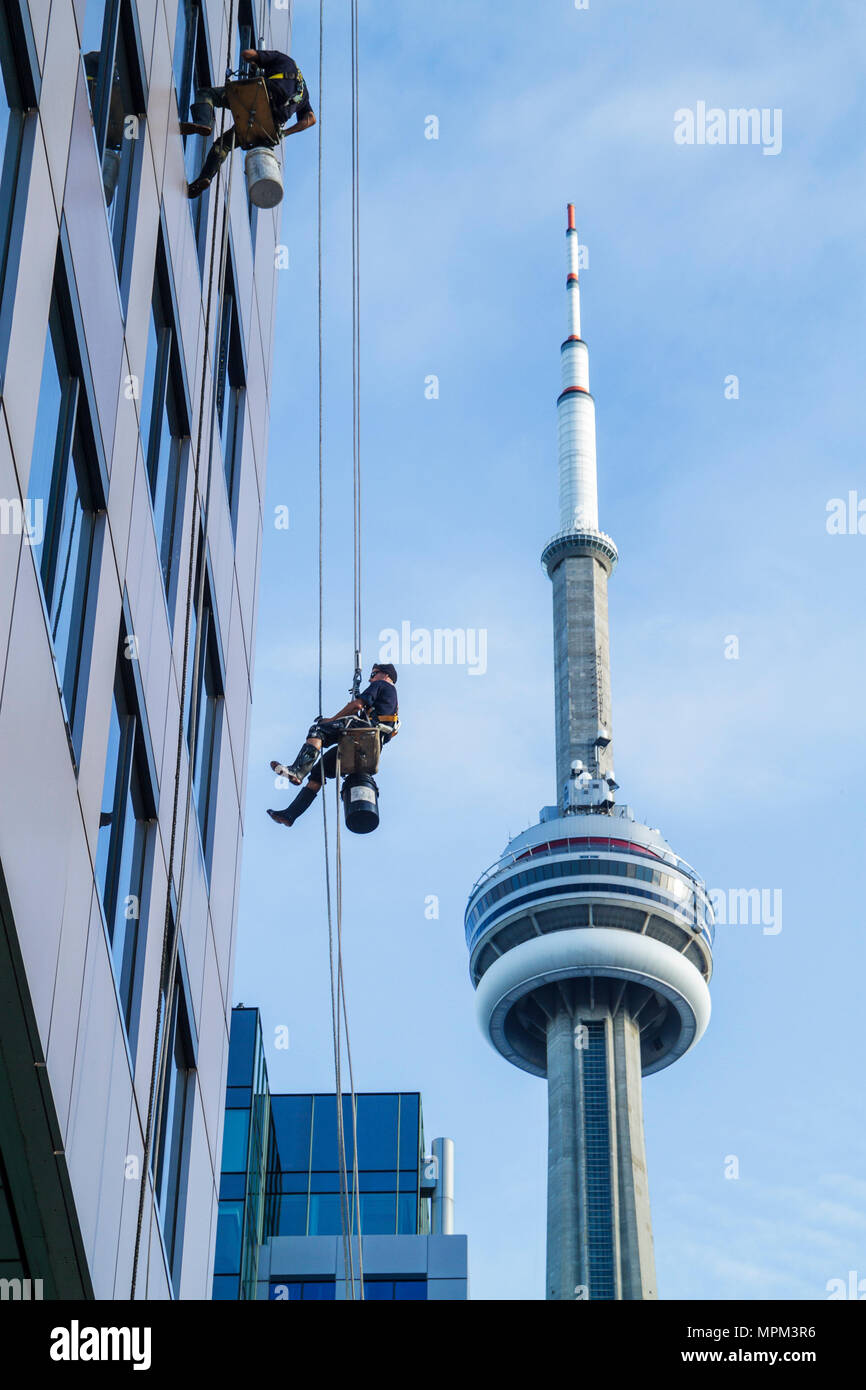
185 48 316 199
267 664 399 828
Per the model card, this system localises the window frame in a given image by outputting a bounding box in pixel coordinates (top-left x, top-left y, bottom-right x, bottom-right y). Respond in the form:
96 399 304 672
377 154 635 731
0 0 38 394
94 608 159 1052
153 963 196 1295
173 0 213 277
81 0 148 313
214 251 247 530
28 238 107 767
186 543 225 874
140 229 192 617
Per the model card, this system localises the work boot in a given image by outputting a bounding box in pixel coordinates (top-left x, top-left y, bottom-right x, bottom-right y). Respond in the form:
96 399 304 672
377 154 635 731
179 120 214 137
190 98 215 130
267 785 319 827
101 149 121 206
187 175 211 199
271 744 320 786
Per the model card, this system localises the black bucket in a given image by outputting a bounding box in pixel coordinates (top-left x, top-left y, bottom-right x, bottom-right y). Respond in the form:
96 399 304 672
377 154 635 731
341 773 380 834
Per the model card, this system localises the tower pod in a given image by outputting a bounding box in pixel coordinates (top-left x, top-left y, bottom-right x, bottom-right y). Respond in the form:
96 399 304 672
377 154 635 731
341 773 379 834
245 147 283 208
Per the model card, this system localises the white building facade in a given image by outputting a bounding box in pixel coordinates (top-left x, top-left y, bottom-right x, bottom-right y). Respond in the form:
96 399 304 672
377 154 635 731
0 0 289 1298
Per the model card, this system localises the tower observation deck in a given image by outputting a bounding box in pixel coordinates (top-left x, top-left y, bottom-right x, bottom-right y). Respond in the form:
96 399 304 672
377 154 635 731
465 208 713 1301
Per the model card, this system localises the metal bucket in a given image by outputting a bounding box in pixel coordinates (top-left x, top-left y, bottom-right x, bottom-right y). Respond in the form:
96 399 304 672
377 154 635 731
341 773 380 834
244 147 283 209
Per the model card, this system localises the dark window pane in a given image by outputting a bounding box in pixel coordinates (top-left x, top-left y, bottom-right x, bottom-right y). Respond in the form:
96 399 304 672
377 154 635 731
397 1192 418 1235
221 1109 250 1172
219 1173 246 1201
308 1193 343 1236
398 1095 420 1169
275 1194 306 1236
310 1095 339 1170
212 1274 240 1300
301 1281 335 1301
227 1010 256 1085
363 1280 394 1301
309 1172 341 1193
356 1094 399 1170
0 6 26 297
154 982 193 1285
278 1171 308 1193
359 1192 395 1236
395 1280 427 1301
214 1200 244 1275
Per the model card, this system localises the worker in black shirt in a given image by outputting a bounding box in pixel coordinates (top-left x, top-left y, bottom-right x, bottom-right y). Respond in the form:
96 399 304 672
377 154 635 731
267 665 399 828
186 48 316 199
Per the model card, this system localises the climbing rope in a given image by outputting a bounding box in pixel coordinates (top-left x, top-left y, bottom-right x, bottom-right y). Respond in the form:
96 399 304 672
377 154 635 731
130 5 237 1299
316 0 357 1301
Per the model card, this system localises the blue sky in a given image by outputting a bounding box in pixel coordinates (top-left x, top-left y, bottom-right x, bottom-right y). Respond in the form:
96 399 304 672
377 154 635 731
231 0 866 1298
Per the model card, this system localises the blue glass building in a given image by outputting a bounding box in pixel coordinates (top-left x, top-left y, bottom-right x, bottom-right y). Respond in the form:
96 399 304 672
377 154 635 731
214 1007 468 1301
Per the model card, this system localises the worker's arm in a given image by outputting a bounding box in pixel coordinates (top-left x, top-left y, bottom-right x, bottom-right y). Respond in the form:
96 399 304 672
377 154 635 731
283 110 316 134
328 698 364 720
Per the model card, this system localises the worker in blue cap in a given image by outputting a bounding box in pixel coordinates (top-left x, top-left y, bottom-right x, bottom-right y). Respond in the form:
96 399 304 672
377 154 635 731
267 665 399 827
186 48 315 198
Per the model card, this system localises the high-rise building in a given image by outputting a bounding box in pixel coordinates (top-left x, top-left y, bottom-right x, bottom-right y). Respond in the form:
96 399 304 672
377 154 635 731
464 207 714 1300
0 0 288 1298
214 1007 469 1301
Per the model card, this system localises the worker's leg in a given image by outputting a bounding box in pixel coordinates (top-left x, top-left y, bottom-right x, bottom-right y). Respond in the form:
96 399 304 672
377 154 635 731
270 720 339 786
267 749 338 827
187 126 237 198
189 84 230 131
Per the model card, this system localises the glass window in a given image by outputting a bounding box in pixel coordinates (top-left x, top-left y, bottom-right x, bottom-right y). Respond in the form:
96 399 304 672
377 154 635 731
81 1 144 304
356 1094 398 1170
220 1109 250 1173
173 0 211 273
186 556 224 869
212 1274 240 1300
275 1194 306 1236
235 0 255 73
363 1280 394 1301
219 1173 245 1201
308 1193 343 1236
310 1095 339 1170
94 662 149 1033
28 273 103 761
397 1191 418 1235
214 263 246 526
214 1200 244 1275
0 5 26 304
395 1280 427 1301
154 979 195 1291
398 1094 420 1169
358 1193 395 1236
227 1009 257 1085
270 1096 312 1171
140 252 188 606
301 1281 335 1301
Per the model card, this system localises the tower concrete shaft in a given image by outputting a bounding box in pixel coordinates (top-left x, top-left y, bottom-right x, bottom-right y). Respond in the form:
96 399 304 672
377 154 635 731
552 555 614 790
545 988 657 1300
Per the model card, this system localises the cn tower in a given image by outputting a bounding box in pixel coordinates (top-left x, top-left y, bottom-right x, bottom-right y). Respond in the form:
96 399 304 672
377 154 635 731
465 207 714 1300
